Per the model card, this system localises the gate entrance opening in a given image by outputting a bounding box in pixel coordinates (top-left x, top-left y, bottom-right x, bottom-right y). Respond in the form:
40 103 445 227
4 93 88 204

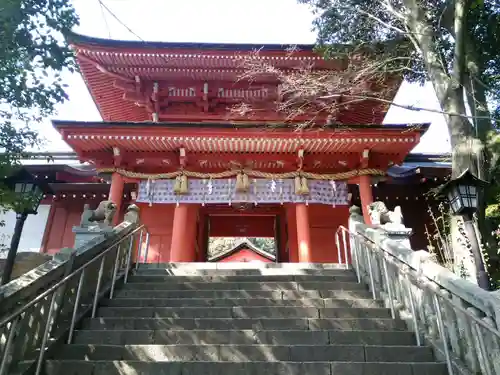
197 204 288 262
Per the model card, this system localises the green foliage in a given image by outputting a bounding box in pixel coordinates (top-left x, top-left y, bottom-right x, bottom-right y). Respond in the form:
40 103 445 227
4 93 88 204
425 203 454 269
300 0 499 92
485 131 500 222
0 0 78 206
300 0 499 156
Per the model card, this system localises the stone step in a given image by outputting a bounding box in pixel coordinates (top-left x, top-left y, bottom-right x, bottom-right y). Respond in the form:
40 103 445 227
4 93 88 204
73 329 417 346
54 344 435 362
96 306 392 319
82 317 407 331
101 297 380 308
127 274 358 283
115 289 373 300
138 262 349 270
121 281 366 291
134 268 353 277
45 360 447 375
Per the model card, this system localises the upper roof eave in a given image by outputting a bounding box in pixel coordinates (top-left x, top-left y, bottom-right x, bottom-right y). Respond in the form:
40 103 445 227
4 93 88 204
67 31 316 52
52 120 431 134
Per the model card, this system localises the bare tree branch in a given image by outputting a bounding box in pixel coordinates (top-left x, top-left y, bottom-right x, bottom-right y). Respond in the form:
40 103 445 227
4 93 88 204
232 48 496 129
356 7 407 35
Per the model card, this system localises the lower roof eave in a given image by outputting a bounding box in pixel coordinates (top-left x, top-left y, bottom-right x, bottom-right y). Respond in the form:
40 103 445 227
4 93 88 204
52 119 431 133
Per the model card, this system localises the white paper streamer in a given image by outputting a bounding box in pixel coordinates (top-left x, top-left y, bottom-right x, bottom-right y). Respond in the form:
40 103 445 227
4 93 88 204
137 178 349 206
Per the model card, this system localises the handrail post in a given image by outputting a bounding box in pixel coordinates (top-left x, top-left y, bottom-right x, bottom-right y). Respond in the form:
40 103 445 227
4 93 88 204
34 292 59 375
135 229 144 271
124 232 135 284
350 233 361 283
341 229 349 269
67 270 85 344
110 245 122 299
143 232 151 264
474 323 493 375
406 272 421 346
433 294 454 375
364 242 377 300
0 316 20 375
381 254 395 319
335 231 342 265
92 256 106 318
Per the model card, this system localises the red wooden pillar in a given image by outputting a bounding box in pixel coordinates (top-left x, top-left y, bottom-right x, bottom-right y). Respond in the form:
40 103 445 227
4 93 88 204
40 201 57 253
359 175 374 224
296 203 312 263
170 204 198 262
108 172 124 225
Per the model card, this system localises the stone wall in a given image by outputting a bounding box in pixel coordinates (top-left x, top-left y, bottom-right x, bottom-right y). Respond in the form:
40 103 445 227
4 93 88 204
0 253 52 281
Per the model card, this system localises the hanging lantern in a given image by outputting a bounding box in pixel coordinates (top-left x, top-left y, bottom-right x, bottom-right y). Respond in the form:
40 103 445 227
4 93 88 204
179 175 189 194
243 173 250 191
294 176 303 195
173 174 189 195
236 174 243 191
235 172 250 193
173 175 182 194
295 175 309 196
300 176 310 195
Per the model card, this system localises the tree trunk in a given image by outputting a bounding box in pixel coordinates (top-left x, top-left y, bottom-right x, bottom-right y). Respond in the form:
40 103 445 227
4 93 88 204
449 131 488 281
391 0 493 285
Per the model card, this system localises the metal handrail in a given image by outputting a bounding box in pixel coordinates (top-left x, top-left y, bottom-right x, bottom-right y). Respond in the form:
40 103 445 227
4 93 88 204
0 225 144 327
335 225 500 375
0 223 149 375
336 226 500 337
135 229 151 267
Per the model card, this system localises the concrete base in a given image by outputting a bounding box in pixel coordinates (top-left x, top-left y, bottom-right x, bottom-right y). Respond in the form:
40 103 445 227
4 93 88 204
73 225 113 251
382 225 413 249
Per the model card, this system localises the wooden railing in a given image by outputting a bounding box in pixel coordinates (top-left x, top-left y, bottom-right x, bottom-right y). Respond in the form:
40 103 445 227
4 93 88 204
0 222 147 375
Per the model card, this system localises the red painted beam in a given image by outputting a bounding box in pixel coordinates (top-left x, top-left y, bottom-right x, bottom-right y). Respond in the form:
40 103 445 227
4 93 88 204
98 151 362 169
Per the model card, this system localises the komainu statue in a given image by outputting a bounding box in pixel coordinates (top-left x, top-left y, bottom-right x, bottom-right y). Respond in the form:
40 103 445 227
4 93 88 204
367 201 404 226
349 205 364 221
80 201 117 228
124 204 140 224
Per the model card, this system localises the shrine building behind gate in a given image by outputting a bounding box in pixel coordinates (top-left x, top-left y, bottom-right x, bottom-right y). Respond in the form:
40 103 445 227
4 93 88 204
46 33 437 263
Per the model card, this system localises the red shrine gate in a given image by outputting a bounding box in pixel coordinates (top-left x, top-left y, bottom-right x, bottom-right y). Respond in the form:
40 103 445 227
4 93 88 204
51 33 426 263
135 202 349 263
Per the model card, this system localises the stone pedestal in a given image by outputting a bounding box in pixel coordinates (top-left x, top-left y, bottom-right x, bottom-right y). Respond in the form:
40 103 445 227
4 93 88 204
72 225 113 251
382 225 413 249
450 215 478 283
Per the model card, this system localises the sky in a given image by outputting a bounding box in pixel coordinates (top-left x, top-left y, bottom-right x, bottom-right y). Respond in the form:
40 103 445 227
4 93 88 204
35 0 451 154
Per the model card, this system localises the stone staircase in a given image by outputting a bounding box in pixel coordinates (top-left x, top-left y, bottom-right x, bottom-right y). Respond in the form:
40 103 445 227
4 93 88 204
45 264 447 374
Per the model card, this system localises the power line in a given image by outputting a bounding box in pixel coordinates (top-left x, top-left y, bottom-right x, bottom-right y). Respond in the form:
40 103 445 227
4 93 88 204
98 0 112 38
98 0 145 41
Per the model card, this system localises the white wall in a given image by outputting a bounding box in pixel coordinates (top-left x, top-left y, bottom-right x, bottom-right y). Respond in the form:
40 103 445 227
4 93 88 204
0 204 51 258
